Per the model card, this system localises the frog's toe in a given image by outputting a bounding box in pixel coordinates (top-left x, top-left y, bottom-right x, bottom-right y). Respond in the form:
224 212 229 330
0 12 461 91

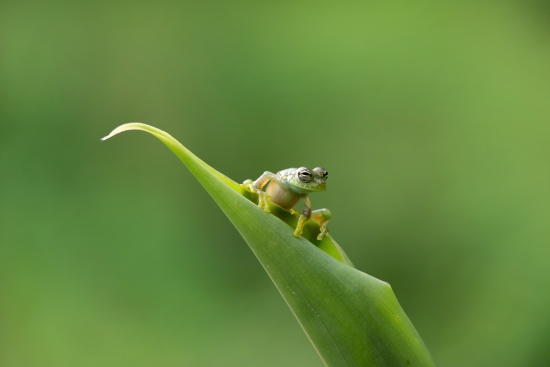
240 180 254 192
289 209 301 218
293 215 308 238
316 226 329 241
258 190 270 213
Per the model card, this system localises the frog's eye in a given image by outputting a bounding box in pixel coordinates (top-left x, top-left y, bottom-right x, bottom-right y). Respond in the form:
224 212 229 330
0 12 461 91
313 167 328 181
297 167 313 183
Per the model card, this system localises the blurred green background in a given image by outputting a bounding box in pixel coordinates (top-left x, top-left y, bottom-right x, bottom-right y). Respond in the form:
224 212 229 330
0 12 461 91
1 0 549 366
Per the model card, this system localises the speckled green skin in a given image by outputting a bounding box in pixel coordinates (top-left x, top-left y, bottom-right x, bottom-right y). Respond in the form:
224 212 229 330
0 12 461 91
275 168 327 194
243 167 331 239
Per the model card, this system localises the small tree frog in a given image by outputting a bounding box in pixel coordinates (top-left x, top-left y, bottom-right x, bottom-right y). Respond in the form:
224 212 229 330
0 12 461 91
242 167 331 240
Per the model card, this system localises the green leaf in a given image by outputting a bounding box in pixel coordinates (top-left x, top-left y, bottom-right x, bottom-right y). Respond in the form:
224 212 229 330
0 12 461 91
102 123 436 367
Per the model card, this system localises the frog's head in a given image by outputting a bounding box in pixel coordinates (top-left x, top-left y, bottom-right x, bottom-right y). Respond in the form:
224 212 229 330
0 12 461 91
288 167 328 193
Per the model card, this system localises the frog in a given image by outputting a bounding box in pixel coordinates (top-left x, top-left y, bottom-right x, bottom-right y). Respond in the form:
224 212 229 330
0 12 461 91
241 167 331 240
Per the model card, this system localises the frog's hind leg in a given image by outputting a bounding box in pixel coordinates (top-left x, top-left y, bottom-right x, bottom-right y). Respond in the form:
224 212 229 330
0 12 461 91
241 171 279 213
311 208 332 240
294 196 313 238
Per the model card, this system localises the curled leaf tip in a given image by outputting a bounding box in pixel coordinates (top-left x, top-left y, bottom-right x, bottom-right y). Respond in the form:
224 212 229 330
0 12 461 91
101 122 147 142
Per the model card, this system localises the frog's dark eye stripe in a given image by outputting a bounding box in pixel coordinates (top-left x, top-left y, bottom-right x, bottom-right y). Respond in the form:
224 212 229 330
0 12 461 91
297 167 313 183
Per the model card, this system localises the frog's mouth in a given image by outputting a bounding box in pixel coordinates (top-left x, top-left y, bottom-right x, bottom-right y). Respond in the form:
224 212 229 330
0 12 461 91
297 180 326 193
312 180 327 191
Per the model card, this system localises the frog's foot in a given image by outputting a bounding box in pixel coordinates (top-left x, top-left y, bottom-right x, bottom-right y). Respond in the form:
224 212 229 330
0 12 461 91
241 180 270 213
289 209 301 219
317 226 329 241
311 208 331 241
293 214 308 238
258 191 270 212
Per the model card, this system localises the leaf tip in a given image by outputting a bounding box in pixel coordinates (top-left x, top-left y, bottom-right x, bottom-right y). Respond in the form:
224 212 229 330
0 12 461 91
101 122 147 142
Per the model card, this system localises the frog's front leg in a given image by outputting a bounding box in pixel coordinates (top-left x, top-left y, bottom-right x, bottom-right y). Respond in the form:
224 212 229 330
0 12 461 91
241 171 279 213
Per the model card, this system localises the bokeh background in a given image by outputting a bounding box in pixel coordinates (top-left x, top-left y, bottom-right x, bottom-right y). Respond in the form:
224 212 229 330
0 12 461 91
1 1 549 366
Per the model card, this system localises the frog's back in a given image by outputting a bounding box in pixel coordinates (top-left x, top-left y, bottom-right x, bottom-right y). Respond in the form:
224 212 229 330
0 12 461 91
276 168 296 180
